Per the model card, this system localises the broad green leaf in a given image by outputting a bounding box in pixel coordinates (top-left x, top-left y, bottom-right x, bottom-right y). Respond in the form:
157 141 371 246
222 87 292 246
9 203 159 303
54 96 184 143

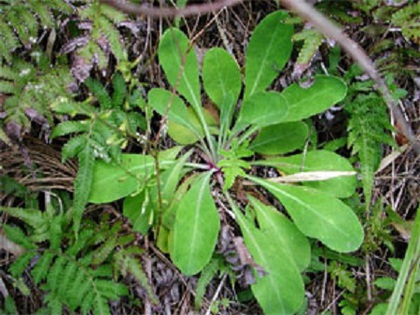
250 176 364 253
123 190 152 235
281 75 347 122
158 28 201 109
203 48 241 108
232 202 304 315
73 146 94 234
245 11 293 98
148 88 203 140
256 150 357 198
248 196 311 271
235 91 289 131
167 112 202 144
171 172 220 275
250 122 308 155
166 106 218 144
203 48 241 129
89 154 156 203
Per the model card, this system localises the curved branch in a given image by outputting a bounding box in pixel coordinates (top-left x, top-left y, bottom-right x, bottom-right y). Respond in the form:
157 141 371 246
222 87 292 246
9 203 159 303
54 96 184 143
99 0 244 18
279 0 420 155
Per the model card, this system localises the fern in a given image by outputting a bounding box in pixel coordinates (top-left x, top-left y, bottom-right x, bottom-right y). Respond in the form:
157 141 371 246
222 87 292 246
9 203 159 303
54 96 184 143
1 204 155 315
0 0 72 63
52 73 146 163
292 28 324 67
195 257 223 310
391 3 420 43
346 94 395 206
63 1 129 82
0 57 75 133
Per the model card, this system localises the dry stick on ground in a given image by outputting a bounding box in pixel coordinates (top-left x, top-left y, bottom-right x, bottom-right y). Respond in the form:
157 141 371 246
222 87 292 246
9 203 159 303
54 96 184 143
101 0 420 155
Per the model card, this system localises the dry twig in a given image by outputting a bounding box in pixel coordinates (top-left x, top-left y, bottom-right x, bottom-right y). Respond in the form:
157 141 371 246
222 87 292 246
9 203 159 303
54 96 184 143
99 0 243 18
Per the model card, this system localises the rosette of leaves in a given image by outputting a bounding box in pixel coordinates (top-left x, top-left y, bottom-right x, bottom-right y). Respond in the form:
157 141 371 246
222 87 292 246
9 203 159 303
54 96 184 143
87 11 363 314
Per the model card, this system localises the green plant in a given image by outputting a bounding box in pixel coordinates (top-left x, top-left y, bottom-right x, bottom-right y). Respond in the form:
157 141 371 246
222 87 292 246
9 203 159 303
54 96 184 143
86 11 364 314
343 67 397 207
0 56 75 141
1 202 156 315
50 72 147 234
0 0 72 63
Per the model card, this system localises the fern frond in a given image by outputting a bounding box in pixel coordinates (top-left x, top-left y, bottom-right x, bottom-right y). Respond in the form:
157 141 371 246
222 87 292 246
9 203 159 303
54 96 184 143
293 28 324 66
9 251 37 277
92 236 118 266
31 252 54 285
62 135 88 162
0 207 45 230
2 225 36 251
391 4 420 42
66 228 95 256
346 94 395 206
195 257 221 309
51 121 90 139
85 79 113 110
1 60 75 135
0 0 72 63
72 145 95 235
112 72 126 108
115 249 158 304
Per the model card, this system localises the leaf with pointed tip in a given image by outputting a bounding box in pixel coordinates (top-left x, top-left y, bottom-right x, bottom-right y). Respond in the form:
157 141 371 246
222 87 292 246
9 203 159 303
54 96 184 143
171 172 220 275
250 122 309 155
245 11 293 98
249 176 364 253
281 75 347 122
231 202 304 315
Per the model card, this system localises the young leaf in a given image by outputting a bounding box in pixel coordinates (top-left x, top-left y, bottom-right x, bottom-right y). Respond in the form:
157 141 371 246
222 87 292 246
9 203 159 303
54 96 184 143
250 122 309 155
202 48 241 129
231 201 305 315
256 150 357 198
158 28 201 110
89 154 156 203
249 176 364 253
235 91 289 131
248 197 311 271
245 11 293 98
170 172 220 275
281 75 347 122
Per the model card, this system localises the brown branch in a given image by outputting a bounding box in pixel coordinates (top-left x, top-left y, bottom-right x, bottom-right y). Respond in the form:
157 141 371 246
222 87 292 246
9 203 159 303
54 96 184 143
279 0 420 155
99 0 243 18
